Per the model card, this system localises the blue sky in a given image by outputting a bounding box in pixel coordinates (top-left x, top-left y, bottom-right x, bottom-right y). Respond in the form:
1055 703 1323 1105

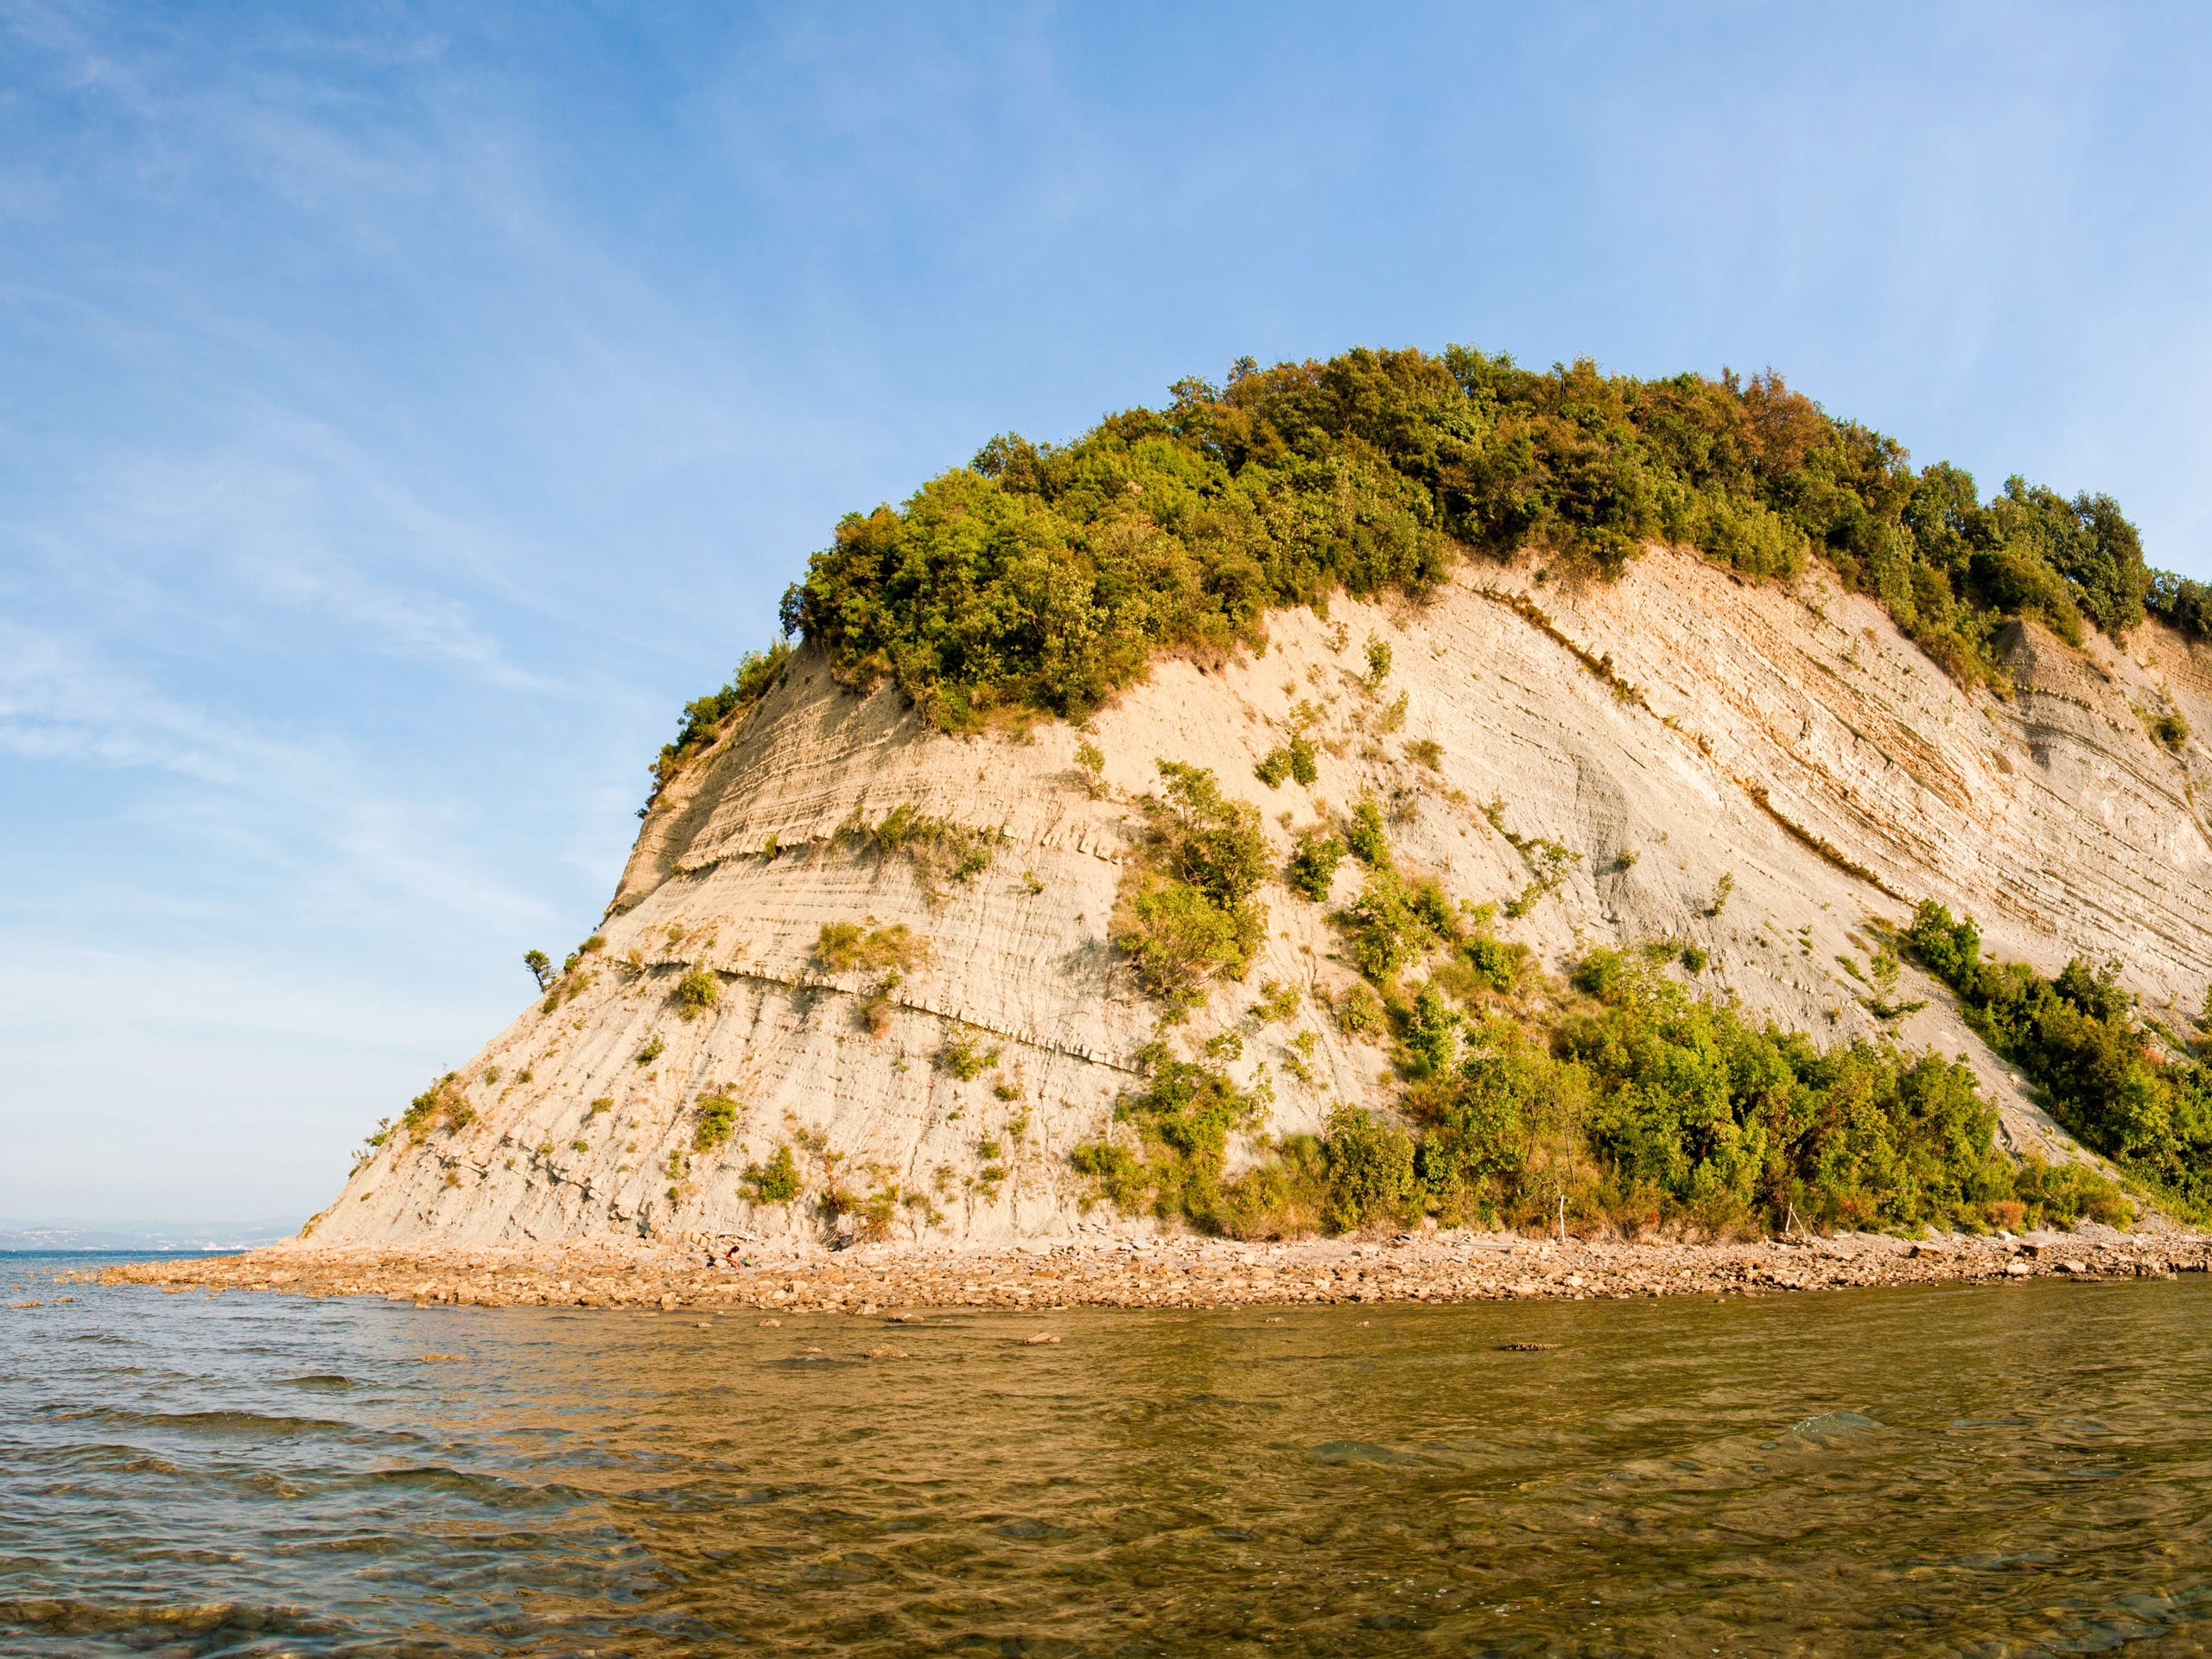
5 2 2210 1223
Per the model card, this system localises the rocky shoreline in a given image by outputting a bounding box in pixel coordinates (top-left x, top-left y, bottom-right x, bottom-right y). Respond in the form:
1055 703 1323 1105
83 1225 2212 1315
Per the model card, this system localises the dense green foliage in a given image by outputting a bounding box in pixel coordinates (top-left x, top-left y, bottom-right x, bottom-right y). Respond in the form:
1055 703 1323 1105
692 1089 741 1153
1385 950 2107 1236
2148 569 2212 642
1069 1047 1281 1230
1344 793 1390 868
1320 1104 1416 1232
1076 745 2139 1241
1074 945 2130 1241
1111 762 1270 1007
674 968 720 1020
1285 830 1345 900
781 346 2170 733
740 1145 803 1204
1904 902 2212 1217
1339 868 1458 982
1255 735 1319 789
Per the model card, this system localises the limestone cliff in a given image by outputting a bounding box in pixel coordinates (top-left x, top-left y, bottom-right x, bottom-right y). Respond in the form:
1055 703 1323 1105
313 546 2212 1249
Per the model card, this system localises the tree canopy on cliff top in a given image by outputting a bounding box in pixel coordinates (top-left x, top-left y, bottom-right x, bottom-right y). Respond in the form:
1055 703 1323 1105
772 346 2184 735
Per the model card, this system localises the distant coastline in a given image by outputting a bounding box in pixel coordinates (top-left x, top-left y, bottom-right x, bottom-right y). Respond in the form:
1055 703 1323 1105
0 1220 299 1254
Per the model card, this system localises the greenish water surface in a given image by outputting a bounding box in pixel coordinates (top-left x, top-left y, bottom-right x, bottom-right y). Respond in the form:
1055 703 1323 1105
3 1257 2209 1656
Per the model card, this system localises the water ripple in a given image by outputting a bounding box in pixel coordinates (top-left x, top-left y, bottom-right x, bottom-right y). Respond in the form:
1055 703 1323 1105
3 1260 2210 1655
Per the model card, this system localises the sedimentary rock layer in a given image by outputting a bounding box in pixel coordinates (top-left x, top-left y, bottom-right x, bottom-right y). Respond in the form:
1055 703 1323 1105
314 546 2212 1249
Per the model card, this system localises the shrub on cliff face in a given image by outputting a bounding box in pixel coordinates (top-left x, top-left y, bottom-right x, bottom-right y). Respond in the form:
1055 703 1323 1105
1542 951 2020 1235
841 804 1000 900
1338 869 1431 982
816 921 930 975
693 1089 741 1153
399 1075 474 1143
1067 1052 1271 1230
1321 1106 1418 1232
741 1146 802 1204
1068 1141 1148 1212
939 1030 1001 1081
1097 943 2125 1242
1904 900 2208 1218
1344 793 1390 868
773 346 2163 734
1285 830 1344 900
1115 874 1247 1006
675 969 720 1020
647 639 791 804
1255 736 1319 791
1112 761 1269 1008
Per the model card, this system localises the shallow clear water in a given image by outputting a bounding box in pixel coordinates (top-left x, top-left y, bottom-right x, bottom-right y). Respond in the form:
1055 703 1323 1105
4 1254 2212 1656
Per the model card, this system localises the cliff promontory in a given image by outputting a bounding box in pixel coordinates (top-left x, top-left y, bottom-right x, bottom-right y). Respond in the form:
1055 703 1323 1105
312 350 2212 1251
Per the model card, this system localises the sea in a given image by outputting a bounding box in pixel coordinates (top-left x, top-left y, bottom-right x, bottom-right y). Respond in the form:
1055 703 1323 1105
4 1250 2209 1656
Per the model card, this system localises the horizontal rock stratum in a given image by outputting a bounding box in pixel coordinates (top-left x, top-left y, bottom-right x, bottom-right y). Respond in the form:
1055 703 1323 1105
314 543 2212 1250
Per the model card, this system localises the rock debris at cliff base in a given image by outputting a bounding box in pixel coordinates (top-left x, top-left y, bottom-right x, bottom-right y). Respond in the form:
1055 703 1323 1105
84 1228 2212 1314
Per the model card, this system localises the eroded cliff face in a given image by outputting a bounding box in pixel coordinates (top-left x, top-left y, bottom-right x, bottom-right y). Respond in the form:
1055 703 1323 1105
314 546 2212 1249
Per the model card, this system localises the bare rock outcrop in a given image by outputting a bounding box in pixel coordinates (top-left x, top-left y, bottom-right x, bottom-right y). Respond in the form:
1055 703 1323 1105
311 546 2212 1249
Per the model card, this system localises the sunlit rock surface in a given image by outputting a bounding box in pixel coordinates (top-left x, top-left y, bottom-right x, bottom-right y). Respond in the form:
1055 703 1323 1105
317 546 2212 1248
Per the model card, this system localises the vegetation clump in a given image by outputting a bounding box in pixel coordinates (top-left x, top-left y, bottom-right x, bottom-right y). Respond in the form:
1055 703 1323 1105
1076 942 2130 1242
775 346 2167 735
1073 737 1108 796
1322 1105 1416 1232
1481 799 1580 917
692 1088 741 1153
397 1075 474 1143
1344 792 1390 868
647 640 791 806
859 976 902 1037
1286 830 1345 900
815 921 930 975
1249 979 1300 1024
741 1145 803 1204
1253 734 1320 790
1707 872 1735 918
2148 569 2212 642
1905 901 2212 1218
1339 869 1435 982
1111 761 1270 1009
939 1030 1001 1081
675 969 720 1020
1337 982 1385 1037
1066 1048 1277 1231
2145 708 2190 751
1363 634 1393 689
842 804 1001 899
1446 917 1532 998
